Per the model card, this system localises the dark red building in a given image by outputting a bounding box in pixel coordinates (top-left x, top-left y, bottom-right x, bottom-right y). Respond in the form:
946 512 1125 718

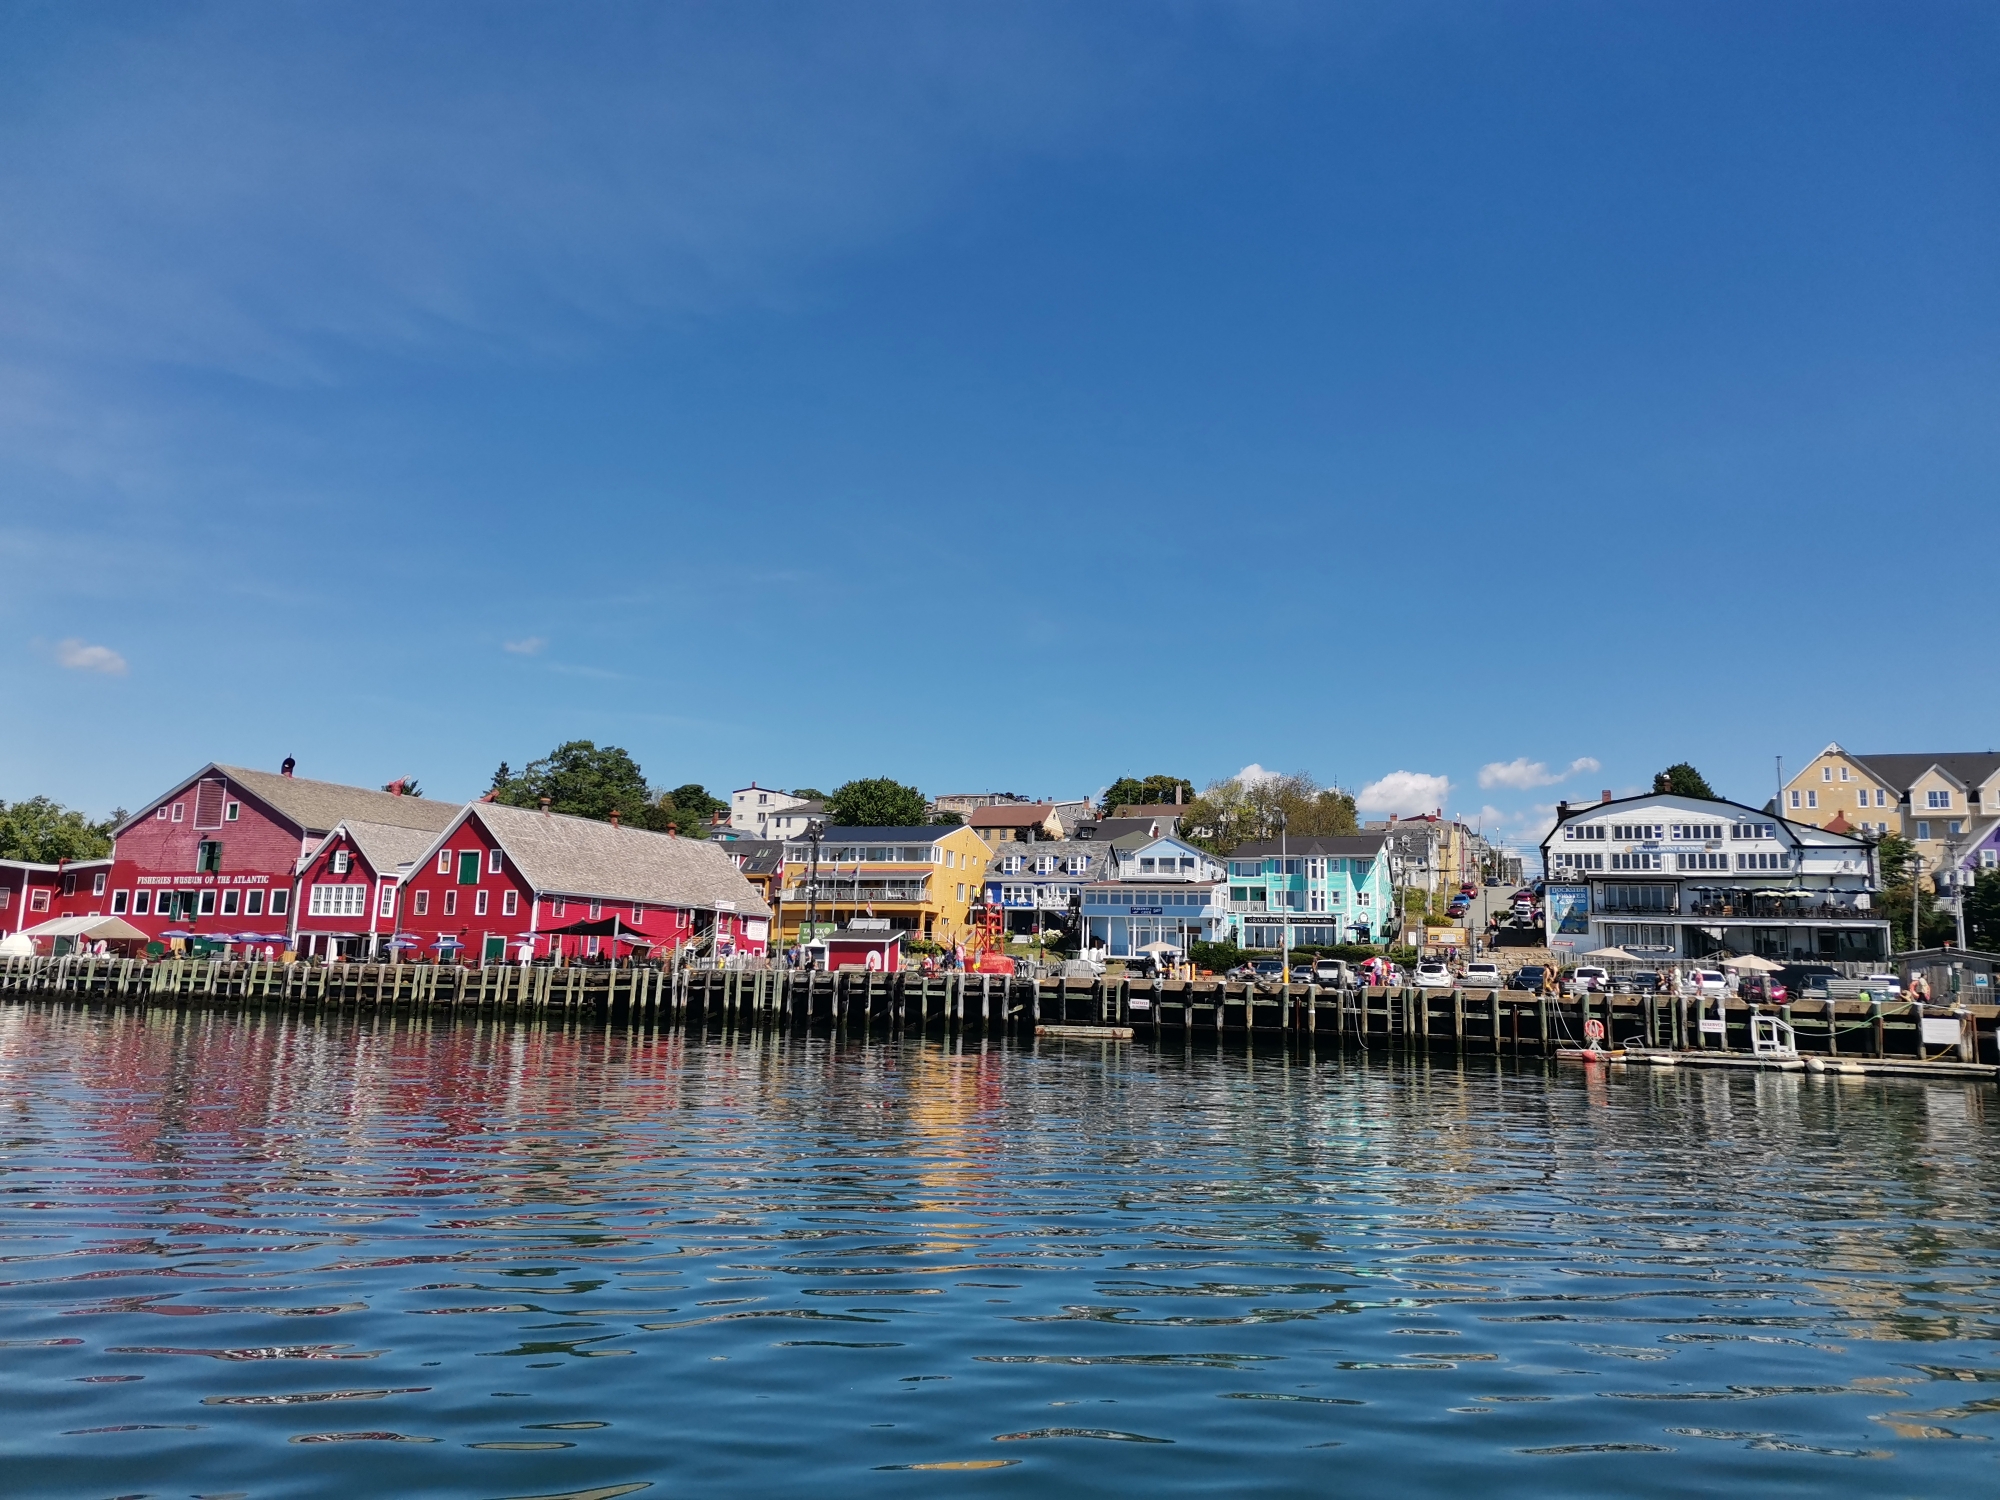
105 763 457 951
394 801 771 963
1 857 115 947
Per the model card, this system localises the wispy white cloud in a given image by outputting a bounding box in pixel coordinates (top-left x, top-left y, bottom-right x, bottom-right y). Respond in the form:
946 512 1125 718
1478 755 1600 790
1357 770 1450 817
52 638 128 675
503 636 547 655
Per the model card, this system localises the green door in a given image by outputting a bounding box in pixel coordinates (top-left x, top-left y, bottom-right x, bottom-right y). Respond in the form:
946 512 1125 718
483 935 506 965
458 851 481 886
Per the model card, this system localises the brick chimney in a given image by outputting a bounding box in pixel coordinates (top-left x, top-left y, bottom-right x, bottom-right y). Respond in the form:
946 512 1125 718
1557 800 1569 823
609 809 621 829
1601 789 1612 803
539 796 551 816
281 756 295 778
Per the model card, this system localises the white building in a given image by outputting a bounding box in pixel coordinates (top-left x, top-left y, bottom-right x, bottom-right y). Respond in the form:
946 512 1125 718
730 783 809 835
1540 792 1889 964
1082 834 1229 957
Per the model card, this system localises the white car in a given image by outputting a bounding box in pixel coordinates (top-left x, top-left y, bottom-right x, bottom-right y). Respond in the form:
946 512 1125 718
1414 961 1455 988
1861 972 1902 996
1462 961 1502 988
1691 969 1728 997
1570 965 1609 993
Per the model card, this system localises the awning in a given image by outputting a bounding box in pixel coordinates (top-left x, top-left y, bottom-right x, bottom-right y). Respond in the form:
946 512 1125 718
540 917 650 939
17 915 150 943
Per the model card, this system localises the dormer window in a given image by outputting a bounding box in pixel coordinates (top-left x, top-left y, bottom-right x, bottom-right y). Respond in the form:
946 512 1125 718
332 850 350 875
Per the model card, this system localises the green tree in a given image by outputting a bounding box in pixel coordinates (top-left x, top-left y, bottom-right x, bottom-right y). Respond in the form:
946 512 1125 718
1182 771 1357 854
0 797 123 862
825 778 931 828
1875 832 1956 951
1652 762 1716 799
492 741 671 831
1966 867 2000 951
1100 774 1194 814
790 788 826 801
488 762 511 792
655 783 726 836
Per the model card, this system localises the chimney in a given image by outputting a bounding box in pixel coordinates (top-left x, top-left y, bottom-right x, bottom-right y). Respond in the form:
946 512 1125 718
609 809 621 828
1175 783 1183 805
281 756 295 778
668 824 677 838
539 796 551 816
1557 800 1569 823
1601 789 1613 804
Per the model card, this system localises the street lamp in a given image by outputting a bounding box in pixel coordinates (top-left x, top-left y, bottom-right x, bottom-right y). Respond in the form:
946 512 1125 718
805 818 825 967
1277 808 1290 981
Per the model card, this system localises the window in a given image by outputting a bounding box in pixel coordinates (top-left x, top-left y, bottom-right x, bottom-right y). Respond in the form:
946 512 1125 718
553 898 565 917
197 841 222 874
171 802 184 822
1677 852 1729 870
1001 883 1035 905
1982 850 1997 870
458 851 480 886
221 890 240 916
475 890 489 916
1307 858 1326 880
1823 766 1832 781
1066 856 1088 875
1789 790 1801 808
1357 891 1371 906
198 890 216 915
1806 790 1817 808
380 887 395 918
332 850 350 875
956 883 965 901
1139 858 1156 872
111 890 129 914
1034 856 1055 875
632 905 643 924
588 901 602 919
438 850 452 874
270 889 288 916
1670 824 1723 841
309 884 368 918
1610 852 1662 870
246 890 263 916
132 890 150 916
1917 821 1931 841
489 849 503 874
1950 821 1962 836
225 801 241 820
414 890 429 916
1877 789 1887 806
503 890 518 916
1611 824 1665 842
1927 790 1951 809
30 889 51 912
1230 861 1261 877
587 936 600 957
1730 823 1778 840
1002 854 1024 874
1734 852 1792 870
92 872 106 896
156 806 168 820
1307 890 1326 912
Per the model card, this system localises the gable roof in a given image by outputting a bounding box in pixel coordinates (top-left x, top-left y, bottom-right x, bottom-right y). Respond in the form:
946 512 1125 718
302 818 445 878
1847 752 2000 794
120 762 460 839
1540 791 1867 851
433 803 771 918
786 825 970 844
1229 833 1388 860
966 804 1060 827
1084 817 1165 842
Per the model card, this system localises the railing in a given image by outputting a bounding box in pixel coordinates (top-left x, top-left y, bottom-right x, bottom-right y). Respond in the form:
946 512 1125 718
1686 901 1875 921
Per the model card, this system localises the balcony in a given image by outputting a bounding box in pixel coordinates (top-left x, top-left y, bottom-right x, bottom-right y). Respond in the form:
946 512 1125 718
781 883 930 906
1685 898 1877 921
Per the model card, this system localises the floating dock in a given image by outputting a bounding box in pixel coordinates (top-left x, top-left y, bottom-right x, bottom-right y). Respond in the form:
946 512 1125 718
1 956 1994 1074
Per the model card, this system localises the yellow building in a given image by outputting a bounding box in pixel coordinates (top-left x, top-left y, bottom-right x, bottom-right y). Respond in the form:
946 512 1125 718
1783 743 2000 886
774 823 992 946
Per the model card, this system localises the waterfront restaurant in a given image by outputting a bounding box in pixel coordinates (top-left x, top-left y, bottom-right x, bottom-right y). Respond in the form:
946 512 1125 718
1224 833 1394 949
1540 792 1890 963
776 824 992 946
1081 834 1229 957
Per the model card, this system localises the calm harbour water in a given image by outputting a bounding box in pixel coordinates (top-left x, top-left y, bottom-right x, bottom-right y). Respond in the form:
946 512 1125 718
3 1005 1998 1498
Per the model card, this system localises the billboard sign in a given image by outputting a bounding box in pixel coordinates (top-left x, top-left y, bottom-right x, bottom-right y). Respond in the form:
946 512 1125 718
1549 885 1591 937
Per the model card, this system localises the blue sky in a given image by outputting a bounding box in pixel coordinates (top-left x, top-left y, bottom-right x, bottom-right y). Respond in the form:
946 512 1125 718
3 2 1995 851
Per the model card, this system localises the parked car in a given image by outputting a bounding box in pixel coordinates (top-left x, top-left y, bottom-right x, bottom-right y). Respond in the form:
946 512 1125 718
1462 961 1502 988
1414 960 1455 988
1508 965 1547 992
1571 965 1609 993
1691 969 1728 997
1310 958 1353 986
1861 972 1902 996
1250 959 1288 983
1629 970 1662 994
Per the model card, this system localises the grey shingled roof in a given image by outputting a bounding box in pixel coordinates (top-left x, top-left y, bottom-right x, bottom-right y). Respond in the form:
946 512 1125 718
468 802 771 918
1229 834 1388 860
304 819 444 878
1848 752 2000 793
217 765 461 836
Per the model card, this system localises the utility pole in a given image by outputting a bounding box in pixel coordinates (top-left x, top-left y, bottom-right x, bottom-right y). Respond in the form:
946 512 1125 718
1943 834 1967 950
1278 809 1290 981
805 819 825 967
1910 850 1924 954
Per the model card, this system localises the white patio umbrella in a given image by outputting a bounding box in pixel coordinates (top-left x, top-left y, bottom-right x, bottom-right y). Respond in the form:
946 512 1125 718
1582 946 1636 962
1720 953 1783 972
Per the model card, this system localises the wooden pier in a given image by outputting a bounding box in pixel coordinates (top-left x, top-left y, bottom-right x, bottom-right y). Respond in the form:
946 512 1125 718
2 957 1994 1073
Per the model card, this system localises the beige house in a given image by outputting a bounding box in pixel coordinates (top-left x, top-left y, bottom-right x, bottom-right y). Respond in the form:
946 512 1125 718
1783 744 2000 887
966 803 1067 844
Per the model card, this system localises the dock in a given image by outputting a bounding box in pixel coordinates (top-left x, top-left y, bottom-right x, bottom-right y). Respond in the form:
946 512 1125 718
2 957 1994 1074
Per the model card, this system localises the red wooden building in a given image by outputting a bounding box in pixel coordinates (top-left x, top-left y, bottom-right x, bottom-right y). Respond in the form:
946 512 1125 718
1 857 115 945
104 763 457 951
293 819 450 960
394 802 771 964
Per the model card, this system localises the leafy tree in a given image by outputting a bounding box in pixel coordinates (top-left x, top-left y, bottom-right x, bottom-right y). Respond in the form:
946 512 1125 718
825 778 931 828
1875 832 1956 951
492 741 671 831
1182 771 1357 853
1966 867 2000 951
0 796 122 862
488 762 511 792
655 783 726 836
1652 762 1716 799
1100 774 1194 814
790 787 826 801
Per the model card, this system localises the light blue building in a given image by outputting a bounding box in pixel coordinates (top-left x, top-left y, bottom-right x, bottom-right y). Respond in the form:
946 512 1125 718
1081 834 1228 957
1225 833 1393 948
